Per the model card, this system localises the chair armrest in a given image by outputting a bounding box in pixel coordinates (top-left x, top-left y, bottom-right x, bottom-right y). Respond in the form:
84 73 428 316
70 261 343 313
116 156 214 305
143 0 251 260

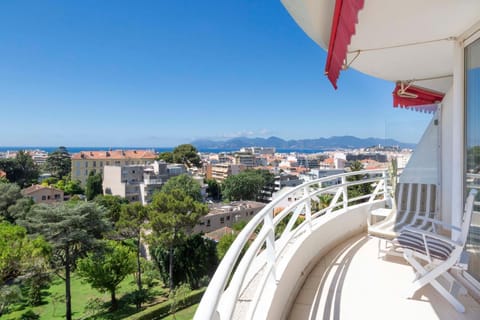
415 217 462 232
402 226 461 247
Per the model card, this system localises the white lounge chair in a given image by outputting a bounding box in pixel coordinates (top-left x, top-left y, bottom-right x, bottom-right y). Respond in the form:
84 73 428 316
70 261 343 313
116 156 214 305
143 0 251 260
394 189 477 312
368 183 437 243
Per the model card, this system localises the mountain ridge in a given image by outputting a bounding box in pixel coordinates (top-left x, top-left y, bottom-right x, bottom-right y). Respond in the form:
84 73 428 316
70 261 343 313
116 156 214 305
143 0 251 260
191 136 415 150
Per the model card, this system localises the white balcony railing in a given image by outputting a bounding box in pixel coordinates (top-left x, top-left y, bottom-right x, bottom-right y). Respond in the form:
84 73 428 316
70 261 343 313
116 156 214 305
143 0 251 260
195 169 389 320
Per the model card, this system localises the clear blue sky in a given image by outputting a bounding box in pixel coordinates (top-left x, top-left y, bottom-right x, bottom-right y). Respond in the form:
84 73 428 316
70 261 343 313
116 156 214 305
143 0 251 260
0 0 431 147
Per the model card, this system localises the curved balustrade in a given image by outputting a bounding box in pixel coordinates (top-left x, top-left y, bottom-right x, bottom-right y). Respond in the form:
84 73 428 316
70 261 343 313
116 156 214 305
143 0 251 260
195 169 389 320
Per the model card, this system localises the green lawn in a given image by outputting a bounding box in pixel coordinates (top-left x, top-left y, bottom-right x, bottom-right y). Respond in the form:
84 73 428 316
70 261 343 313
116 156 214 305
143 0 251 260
3 273 168 320
163 303 198 320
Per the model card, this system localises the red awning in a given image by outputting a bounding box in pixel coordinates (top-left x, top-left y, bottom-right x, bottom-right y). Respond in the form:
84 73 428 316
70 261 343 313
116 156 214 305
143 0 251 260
325 0 364 89
393 83 445 110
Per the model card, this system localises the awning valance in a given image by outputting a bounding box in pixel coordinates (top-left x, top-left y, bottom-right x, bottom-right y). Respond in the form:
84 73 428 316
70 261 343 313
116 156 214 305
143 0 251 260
325 0 365 89
393 83 444 112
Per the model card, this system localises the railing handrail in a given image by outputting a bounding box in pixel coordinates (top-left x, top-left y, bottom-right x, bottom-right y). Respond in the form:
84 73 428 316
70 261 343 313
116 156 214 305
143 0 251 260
195 169 388 320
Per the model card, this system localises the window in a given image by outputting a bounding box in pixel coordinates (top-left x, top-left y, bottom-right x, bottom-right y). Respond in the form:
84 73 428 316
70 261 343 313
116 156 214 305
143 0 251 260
54 194 61 200
106 161 110 165
220 217 224 224
41 195 46 200
93 161 96 167
206 219 211 227
465 37 480 283
85 161 88 168
100 161 103 167
226 215 230 221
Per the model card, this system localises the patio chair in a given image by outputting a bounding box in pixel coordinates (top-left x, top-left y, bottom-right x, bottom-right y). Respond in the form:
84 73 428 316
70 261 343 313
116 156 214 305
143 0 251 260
394 189 477 312
368 183 437 241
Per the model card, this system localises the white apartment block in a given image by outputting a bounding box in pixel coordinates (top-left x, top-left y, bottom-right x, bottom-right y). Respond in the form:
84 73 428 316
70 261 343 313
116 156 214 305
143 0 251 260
102 161 186 204
194 201 265 234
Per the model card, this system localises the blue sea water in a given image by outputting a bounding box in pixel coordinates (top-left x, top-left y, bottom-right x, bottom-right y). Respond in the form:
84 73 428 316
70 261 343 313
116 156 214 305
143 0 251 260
0 146 324 154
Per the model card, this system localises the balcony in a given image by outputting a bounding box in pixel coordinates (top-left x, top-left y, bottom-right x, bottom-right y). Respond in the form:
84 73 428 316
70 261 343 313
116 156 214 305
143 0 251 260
195 170 480 319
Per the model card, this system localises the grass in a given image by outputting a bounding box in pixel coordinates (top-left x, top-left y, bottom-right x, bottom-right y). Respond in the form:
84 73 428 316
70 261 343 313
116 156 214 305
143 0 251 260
3 273 168 320
162 303 198 320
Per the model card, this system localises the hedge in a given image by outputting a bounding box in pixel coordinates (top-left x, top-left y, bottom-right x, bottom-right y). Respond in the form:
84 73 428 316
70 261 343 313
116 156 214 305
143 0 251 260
126 288 205 320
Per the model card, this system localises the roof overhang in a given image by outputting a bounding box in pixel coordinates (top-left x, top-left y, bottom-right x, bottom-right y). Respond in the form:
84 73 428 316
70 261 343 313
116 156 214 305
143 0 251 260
281 0 480 92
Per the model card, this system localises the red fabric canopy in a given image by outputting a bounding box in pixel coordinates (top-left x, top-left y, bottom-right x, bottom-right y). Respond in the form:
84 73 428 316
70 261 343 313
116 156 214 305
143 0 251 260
325 0 364 89
393 84 445 109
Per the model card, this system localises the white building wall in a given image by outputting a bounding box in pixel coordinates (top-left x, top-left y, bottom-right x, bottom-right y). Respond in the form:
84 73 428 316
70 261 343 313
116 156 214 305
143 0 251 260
103 166 126 197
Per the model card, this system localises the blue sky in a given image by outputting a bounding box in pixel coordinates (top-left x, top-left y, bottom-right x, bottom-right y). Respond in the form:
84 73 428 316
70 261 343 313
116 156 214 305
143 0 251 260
0 0 431 147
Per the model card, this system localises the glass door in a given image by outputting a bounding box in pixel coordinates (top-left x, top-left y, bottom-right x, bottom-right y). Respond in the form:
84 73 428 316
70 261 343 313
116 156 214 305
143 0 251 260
465 37 480 284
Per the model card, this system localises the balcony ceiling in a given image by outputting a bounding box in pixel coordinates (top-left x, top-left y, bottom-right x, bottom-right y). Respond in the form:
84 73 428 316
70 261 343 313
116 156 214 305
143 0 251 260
281 0 480 92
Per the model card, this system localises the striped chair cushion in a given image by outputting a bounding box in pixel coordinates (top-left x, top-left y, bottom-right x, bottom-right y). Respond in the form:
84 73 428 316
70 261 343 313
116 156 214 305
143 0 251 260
395 230 454 260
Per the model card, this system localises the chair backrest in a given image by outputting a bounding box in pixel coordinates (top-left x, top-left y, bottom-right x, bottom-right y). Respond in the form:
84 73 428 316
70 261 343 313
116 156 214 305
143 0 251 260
457 189 478 245
394 183 437 226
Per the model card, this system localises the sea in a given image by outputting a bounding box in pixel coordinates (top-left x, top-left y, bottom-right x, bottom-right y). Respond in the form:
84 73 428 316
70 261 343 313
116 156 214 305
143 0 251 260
0 146 325 154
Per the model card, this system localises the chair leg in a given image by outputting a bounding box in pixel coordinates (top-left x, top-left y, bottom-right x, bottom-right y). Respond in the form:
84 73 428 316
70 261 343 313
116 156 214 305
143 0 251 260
403 250 466 313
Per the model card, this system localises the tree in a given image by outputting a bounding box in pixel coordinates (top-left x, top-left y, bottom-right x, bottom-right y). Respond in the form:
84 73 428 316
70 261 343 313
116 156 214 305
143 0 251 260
0 182 32 223
85 172 103 201
347 161 372 204
151 234 217 289
77 241 135 310
18 202 110 320
162 174 203 202
205 178 221 201
45 147 71 179
0 151 39 188
222 170 266 201
172 144 201 168
216 233 236 260
0 183 23 223
95 194 129 223
63 179 84 195
157 152 174 163
0 222 50 283
116 202 148 309
149 189 208 291
0 222 50 313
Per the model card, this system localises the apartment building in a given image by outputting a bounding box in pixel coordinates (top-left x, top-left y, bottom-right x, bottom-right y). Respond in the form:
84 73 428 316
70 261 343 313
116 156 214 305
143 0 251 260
103 161 188 204
206 163 246 182
194 201 265 234
233 152 256 168
21 184 64 204
240 147 276 155
71 149 157 185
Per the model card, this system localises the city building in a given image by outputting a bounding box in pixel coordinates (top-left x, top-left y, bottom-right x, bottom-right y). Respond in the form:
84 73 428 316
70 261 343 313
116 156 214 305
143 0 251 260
194 201 265 234
102 161 187 204
233 152 257 168
240 147 276 155
274 173 304 192
71 149 157 185
206 163 246 182
21 184 64 204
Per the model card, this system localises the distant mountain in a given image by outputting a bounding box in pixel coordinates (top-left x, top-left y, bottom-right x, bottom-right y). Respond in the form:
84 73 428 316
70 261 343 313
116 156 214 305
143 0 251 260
191 136 415 150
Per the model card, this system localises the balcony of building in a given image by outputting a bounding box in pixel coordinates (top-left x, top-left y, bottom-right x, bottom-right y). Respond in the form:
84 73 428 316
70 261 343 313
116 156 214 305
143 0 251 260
194 170 480 319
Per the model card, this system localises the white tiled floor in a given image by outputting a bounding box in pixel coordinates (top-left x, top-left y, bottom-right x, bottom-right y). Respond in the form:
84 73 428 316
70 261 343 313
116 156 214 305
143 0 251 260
287 234 480 320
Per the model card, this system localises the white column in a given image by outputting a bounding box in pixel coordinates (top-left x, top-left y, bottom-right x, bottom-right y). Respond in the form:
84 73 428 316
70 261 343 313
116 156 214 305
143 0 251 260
451 40 465 233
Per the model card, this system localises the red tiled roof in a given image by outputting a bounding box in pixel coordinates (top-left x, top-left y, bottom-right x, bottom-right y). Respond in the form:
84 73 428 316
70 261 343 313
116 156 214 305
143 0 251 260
71 150 157 160
0 170 6 178
21 184 63 195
